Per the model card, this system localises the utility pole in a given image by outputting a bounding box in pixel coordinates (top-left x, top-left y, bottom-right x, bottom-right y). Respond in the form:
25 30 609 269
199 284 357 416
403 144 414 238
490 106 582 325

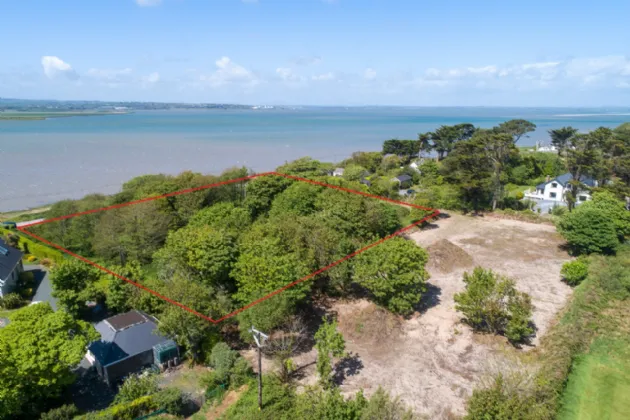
249 326 268 411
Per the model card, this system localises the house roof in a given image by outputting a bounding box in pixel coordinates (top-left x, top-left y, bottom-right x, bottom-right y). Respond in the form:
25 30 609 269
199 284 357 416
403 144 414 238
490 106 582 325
0 238 22 281
539 173 596 189
360 179 372 186
395 174 412 182
88 310 170 366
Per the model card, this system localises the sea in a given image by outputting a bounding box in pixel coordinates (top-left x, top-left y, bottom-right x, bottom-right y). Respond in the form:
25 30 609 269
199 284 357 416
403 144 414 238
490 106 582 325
1 107 629 212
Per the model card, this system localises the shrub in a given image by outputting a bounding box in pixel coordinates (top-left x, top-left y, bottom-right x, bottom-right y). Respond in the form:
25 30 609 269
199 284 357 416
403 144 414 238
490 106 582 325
41 258 53 268
561 259 589 286
550 205 567 216
454 267 534 343
557 206 619 255
465 375 532 420
113 372 159 404
515 191 524 201
151 387 185 415
40 404 81 420
0 292 24 309
230 357 253 387
210 342 239 382
27 255 37 262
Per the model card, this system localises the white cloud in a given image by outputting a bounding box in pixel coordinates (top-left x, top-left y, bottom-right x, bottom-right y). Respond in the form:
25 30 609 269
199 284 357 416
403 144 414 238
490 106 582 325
196 57 259 88
135 0 161 6
276 67 304 83
312 72 336 81
144 72 160 83
364 68 377 81
41 56 79 80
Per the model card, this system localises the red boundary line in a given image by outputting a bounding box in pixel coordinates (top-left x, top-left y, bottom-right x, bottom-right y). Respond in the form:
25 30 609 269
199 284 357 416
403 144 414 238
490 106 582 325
18 172 439 324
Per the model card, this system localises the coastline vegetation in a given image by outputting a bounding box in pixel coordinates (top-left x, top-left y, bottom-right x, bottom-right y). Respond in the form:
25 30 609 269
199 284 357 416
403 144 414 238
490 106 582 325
0 111 131 120
2 118 629 419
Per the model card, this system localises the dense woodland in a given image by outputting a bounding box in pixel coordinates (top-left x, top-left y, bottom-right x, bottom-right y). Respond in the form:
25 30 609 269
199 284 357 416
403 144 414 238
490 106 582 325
1 119 630 419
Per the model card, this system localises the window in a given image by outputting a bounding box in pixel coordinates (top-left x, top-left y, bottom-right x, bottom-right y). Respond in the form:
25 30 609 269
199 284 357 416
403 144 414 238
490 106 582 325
579 195 587 202
551 182 558 188
550 192 557 199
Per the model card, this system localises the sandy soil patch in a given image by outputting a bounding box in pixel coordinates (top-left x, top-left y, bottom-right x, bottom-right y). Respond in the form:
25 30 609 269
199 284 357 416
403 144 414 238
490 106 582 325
285 213 573 419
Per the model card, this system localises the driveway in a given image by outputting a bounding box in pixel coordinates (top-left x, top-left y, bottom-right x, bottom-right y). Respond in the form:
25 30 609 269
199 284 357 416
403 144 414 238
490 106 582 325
28 265 58 311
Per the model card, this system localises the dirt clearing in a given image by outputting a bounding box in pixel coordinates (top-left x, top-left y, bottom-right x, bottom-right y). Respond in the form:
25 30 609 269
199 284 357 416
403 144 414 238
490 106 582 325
289 212 573 419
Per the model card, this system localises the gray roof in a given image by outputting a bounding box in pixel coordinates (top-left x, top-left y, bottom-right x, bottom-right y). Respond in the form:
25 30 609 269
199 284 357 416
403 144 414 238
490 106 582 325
539 173 596 189
88 310 169 366
0 238 22 281
395 174 412 182
360 179 372 187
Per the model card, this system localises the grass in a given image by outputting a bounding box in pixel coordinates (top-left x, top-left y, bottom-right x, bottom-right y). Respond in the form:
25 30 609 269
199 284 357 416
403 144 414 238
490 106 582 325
0 206 50 223
559 338 630 420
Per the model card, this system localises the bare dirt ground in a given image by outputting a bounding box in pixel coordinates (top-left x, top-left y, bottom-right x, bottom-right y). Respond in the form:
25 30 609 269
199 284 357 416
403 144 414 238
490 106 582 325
268 212 573 419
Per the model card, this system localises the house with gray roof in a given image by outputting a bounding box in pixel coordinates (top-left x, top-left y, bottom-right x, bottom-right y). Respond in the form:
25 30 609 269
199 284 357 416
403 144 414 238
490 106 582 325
86 310 178 385
524 173 597 206
0 238 23 298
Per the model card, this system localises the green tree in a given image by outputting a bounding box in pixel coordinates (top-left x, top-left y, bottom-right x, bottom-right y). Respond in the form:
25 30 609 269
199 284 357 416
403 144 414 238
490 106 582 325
243 175 291 218
564 133 603 211
353 237 429 315
557 206 619 255
477 131 519 210
294 387 368 420
580 191 630 240
0 303 97 419
495 119 536 144
442 138 493 213
153 225 236 289
382 139 420 161
209 342 239 382
422 123 476 160
188 202 252 234
315 317 347 388
51 259 101 318
106 261 145 314
92 200 172 264
454 267 534 343
156 277 229 363
343 164 369 182
548 126 578 156
268 182 323 217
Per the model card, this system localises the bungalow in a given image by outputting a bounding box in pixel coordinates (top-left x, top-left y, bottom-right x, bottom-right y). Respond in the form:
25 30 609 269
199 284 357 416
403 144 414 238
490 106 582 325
524 173 596 204
391 174 413 188
332 168 345 177
0 238 23 298
86 310 179 386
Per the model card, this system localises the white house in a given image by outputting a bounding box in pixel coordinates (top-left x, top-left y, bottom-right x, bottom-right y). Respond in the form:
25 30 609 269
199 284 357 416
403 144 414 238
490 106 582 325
0 238 24 297
524 173 596 205
535 141 557 153
332 168 344 177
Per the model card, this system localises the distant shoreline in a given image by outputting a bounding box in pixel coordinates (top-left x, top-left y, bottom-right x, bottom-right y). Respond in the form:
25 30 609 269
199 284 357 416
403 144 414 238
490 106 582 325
0 111 132 121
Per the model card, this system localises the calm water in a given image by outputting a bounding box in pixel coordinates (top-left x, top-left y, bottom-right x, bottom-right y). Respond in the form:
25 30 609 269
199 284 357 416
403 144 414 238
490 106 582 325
1 107 629 212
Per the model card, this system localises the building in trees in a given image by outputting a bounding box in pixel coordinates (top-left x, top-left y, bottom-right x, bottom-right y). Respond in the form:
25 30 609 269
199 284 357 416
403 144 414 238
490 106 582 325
0 238 23 297
524 172 596 209
86 310 178 386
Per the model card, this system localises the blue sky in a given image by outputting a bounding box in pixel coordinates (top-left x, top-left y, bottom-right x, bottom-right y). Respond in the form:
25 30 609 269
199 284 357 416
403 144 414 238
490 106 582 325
2 0 630 106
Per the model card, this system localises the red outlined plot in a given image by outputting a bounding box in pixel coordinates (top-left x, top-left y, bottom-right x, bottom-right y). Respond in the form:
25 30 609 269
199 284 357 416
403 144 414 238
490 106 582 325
18 172 439 324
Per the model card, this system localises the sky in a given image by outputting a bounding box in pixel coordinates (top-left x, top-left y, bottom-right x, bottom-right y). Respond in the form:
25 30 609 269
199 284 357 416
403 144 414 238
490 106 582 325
2 0 630 106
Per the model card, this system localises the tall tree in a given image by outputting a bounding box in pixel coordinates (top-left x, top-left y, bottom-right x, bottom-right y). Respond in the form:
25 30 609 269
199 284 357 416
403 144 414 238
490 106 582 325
442 138 493 213
477 131 519 210
50 259 101 318
421 123 476 160
565 133 602 211
496 119 536 144
0 303 98 419
548 126 578 156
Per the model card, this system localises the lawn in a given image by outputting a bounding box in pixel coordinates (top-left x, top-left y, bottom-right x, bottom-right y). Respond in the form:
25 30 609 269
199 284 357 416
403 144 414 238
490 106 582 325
559 338 630 420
